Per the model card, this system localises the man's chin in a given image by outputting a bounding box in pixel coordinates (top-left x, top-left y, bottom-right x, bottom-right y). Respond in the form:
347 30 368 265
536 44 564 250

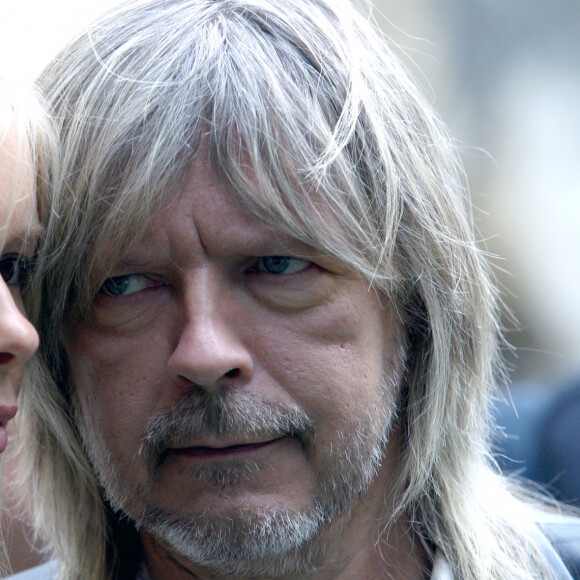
138 503 327 577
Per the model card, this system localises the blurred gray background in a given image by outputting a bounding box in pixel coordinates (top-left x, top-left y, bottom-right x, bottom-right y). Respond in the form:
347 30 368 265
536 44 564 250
372 0 580 384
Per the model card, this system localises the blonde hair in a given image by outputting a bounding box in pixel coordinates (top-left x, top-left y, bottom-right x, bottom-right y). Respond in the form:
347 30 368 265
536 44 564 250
0 80 52 250
20 0 554 578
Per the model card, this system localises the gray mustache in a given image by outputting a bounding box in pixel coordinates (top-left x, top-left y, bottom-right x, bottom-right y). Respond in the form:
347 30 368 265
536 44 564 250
139 391 316 458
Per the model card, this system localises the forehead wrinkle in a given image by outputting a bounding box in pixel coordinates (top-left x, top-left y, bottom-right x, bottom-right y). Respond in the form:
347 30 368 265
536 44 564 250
184 207 316 263
168 172 284 261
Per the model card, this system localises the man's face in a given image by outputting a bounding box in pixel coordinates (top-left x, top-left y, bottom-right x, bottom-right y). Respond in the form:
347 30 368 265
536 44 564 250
63 155 405 576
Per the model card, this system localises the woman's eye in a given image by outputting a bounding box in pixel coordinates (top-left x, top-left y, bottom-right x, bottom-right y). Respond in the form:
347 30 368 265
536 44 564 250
99 274 154 297
0 255 32 289
255 256 311 275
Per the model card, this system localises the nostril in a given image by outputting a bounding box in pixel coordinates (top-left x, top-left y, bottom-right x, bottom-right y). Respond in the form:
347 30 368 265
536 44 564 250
225 368 240 379
0 353 15 365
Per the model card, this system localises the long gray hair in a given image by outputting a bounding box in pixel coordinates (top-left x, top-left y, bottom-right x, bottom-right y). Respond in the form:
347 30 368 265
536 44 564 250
20 0 551 578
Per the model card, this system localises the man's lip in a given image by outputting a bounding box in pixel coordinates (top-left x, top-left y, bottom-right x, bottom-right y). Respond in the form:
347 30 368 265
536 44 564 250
168 436 285 459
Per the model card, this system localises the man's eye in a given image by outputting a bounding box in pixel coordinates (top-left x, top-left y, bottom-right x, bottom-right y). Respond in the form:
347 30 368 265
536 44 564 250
255 257 311 275
0 255 33 288
99 274 152 297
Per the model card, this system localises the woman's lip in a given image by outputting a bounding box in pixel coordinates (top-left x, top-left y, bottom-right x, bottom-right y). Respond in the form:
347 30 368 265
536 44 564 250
0 406 18 454
0 425 9 454
0 405 18 426
170 437 283 459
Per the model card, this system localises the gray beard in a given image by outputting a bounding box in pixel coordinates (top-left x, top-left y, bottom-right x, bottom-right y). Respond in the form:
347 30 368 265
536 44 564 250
75 372 401 578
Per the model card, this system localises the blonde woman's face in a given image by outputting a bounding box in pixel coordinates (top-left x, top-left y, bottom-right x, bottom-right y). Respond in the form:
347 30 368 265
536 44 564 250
0 120 40 453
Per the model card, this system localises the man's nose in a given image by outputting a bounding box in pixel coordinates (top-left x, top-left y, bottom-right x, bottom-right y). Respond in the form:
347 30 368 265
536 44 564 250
167 277 254 392
0 281 39 373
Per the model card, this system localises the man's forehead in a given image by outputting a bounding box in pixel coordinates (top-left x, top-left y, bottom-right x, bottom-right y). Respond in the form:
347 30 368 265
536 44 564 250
153 155 303 250
93 167 321 278
141 190 315 261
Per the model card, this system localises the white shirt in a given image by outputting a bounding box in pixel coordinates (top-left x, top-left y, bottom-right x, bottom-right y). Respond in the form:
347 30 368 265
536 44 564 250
430 551 454 579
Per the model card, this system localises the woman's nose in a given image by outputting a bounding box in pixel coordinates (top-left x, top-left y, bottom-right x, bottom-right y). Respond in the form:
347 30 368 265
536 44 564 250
0 280 39 372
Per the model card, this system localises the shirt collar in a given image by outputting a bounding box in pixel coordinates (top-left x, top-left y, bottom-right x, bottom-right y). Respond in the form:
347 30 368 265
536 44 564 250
430 550 454 580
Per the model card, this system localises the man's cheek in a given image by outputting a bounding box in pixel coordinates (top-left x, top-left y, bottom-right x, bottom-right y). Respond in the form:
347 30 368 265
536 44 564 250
71 359 154 455
64 323 159 367
269 332 383 396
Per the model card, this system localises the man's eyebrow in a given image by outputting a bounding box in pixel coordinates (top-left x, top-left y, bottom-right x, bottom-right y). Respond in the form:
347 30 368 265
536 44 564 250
231 232 318 256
